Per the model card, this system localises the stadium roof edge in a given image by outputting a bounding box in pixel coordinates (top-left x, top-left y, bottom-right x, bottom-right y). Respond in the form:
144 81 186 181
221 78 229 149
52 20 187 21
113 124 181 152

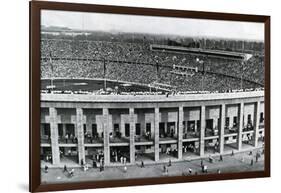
151 44 252 61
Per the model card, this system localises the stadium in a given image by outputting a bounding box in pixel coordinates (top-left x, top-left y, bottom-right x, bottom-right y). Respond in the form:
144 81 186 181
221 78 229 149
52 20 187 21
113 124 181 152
40 30 265 172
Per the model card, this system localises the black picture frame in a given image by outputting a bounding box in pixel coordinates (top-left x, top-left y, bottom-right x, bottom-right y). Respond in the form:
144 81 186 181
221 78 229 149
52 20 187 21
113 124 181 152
30 1 270 192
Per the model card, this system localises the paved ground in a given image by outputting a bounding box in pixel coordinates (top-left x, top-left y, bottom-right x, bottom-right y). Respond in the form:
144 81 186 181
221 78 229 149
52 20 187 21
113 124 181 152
41 148 264 184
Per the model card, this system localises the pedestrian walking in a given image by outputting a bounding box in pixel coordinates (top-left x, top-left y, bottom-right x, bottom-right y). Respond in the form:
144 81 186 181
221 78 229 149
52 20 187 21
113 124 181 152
141 160 145 168
63 165 67 172
231 150 234 156
44 165 48 173
93 160 97 168
200 159 203 167
220 154 223 161
124 166 127 173
100 165 103 172
204 165 208 173
69 168 74 177
102 158 104 166
168 159 172 167
250 158 254 166
209 155 213 163
83 164 89 172
188 168 192 175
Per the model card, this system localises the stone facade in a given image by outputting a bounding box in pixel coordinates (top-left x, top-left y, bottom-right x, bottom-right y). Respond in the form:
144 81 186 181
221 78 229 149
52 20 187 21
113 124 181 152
40 91 264 166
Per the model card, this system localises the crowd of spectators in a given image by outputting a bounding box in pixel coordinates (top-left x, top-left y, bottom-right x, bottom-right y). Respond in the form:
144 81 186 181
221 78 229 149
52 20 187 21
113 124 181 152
40 37 264 92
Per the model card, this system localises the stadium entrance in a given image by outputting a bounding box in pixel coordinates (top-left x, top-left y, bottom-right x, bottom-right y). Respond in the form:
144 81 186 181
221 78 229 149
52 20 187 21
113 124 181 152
135 145 155 163
85 147 104 168
59 147 79 165
110 146 130 164
159 143 179 161
182 141 199 158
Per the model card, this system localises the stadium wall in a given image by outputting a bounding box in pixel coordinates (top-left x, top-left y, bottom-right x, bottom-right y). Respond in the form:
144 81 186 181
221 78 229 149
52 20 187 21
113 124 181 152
40 91 264 166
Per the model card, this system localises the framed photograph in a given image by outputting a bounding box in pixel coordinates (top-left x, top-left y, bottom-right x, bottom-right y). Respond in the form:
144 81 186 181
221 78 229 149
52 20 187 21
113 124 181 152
30 1 270 192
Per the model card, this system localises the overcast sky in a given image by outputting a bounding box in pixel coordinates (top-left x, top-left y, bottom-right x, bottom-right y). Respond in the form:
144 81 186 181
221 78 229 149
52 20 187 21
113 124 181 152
41 10 264 41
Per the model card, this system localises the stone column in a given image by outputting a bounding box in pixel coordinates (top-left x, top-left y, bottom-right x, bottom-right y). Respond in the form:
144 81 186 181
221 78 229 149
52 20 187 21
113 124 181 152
103 108 110 166
178 106 183 159
199 106 206 156
219 104 226 154
76 108 85 165
229 117 234 129
154 107 160 161
120 114 125 137
86 122 91 135
237 102 244 151
49 107 60 165
195 120 198 132
254 101 261 147
129 108 136 164
62 124 66 137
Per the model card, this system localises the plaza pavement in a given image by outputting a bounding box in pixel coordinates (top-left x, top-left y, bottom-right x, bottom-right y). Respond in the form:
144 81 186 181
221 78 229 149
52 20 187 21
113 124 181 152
41 148 264 184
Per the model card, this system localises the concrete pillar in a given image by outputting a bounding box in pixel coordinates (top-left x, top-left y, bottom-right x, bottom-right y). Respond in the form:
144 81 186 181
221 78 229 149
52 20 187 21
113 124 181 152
229 117 234 129
49 107 60 165
199 106 206 156
254 101 261 147
213 118 218 130
120 114 125 137
219 104 226 154
237 102 244 151
86 122 91 135
76 108 85 165
154 107 160 161
195 120 198 132
129 108 135 164
178 106 183 159
103 108 110 166
62 124 66 137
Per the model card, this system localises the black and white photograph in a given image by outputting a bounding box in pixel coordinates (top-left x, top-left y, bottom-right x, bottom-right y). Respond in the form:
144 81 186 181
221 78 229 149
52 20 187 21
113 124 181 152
39 9 266 184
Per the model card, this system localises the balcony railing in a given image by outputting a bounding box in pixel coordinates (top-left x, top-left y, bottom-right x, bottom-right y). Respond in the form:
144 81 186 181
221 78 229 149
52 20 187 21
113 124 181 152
84 136 103 144
224 126 238 135
135 135 153 142
159 132 177 140
183 132 199 139
109 136 130 143
58 137 78 144
41 136 51 144
243 124 254 132
205 128 219 137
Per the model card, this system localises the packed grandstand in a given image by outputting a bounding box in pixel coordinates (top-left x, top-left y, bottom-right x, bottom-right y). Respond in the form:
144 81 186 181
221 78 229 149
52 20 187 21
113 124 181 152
40 31 264 94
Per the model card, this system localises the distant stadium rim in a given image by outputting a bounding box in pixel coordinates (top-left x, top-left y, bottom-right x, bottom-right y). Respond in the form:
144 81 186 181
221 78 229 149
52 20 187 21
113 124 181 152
150 44 252 61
